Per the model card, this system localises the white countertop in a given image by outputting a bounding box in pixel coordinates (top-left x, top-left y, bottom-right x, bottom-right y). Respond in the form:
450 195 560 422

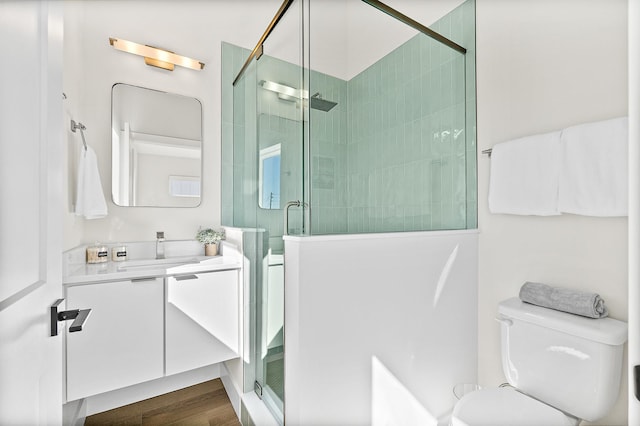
63 240 242 285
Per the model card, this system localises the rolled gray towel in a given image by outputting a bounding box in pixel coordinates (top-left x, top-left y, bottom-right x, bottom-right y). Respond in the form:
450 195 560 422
519 282 608 318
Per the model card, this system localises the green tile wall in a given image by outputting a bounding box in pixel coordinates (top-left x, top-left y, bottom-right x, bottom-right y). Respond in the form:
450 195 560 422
222 0 476 236
308 70 348 234
310 0 476 233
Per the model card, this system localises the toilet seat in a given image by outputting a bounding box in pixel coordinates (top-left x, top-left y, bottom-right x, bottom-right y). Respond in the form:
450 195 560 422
451 387 577 426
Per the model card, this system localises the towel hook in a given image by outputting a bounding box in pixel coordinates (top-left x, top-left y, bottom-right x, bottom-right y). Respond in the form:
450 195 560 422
70 119 88 151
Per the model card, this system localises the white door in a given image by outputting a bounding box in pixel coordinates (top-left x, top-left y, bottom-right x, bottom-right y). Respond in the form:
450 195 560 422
0 1 64 424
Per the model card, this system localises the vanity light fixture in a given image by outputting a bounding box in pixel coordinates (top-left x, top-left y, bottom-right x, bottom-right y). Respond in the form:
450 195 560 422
108 37 205 71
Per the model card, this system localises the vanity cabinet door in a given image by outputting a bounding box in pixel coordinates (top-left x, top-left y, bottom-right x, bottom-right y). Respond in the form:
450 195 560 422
166 270 240 376
65 278 164 401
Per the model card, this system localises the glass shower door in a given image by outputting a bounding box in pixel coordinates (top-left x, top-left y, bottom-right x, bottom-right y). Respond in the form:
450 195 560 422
254 108 304 420
253 1 306 421
231 48 303 422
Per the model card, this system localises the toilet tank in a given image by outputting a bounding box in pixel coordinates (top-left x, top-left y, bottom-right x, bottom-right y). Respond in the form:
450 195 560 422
497 297 627 422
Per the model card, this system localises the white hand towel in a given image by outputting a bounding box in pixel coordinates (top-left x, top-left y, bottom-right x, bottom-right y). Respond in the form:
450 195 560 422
75 146 108 219
558 116 628 217
488 131 562 215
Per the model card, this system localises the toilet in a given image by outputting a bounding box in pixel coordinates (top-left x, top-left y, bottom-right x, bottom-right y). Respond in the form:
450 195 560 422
451 297 628 426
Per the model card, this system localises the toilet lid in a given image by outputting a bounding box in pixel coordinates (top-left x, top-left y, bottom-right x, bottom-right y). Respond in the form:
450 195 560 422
451 387 575 426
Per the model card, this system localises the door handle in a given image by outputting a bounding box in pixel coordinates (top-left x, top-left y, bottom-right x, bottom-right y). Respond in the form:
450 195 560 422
635 365 640 401
59 308 91 332
50 298 92 336
284 200 308 236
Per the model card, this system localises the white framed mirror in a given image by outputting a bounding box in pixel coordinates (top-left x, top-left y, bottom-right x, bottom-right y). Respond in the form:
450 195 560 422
111 83 202 207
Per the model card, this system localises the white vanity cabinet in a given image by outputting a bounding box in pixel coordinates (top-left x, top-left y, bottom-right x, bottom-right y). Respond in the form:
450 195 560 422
166 270 240 375
62 245 243 403
65 277 164 401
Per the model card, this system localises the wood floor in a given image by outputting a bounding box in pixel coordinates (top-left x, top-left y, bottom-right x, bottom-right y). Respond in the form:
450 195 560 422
85 379 241 426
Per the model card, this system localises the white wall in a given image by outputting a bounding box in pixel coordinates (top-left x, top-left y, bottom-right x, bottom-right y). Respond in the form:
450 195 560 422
476 1 628 425
343 0 464 80
284 231 478 425
63 1 85 250
307 0 459 80
62 0 282 249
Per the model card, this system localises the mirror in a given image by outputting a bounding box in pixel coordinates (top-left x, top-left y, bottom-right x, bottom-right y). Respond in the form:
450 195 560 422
111 83 202 207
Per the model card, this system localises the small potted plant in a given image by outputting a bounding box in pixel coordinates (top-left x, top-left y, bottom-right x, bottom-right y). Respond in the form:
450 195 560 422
196 227 225 256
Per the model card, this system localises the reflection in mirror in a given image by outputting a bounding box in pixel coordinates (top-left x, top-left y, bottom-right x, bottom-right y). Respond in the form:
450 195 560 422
259 144 281 209
111 83 202 207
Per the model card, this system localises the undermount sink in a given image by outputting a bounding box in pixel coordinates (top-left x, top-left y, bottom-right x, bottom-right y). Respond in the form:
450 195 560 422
117 256 203 271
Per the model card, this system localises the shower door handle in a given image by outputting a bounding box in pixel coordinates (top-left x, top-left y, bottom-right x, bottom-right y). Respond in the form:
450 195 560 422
284 200 307 236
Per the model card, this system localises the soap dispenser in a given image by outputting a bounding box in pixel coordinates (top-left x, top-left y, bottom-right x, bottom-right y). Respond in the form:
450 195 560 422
156 231 165 259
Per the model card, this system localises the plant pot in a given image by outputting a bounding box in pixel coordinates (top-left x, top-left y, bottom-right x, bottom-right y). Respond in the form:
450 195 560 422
204 243 218 256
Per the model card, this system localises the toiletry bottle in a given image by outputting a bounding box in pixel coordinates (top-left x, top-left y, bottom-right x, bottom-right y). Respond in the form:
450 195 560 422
156 231 165 259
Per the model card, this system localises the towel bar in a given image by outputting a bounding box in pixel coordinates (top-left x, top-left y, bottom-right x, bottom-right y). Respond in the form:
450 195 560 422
70 119 88 151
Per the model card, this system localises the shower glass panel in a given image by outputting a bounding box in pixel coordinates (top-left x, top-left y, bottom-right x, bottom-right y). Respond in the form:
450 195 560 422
255 4 305 421
223 0 475 424
307 0 476 234
230 47 260 405
226 1 305 422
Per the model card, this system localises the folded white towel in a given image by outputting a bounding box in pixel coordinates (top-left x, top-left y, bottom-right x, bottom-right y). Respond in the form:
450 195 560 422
75 146 108 219
558 116 628 217
488 131 562 216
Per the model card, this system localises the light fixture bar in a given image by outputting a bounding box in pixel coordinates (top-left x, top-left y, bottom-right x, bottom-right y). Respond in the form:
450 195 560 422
260 80 302 98
259 80 309 101
109 37 205 71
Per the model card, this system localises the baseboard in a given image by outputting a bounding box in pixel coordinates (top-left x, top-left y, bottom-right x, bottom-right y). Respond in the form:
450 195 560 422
218 360 280 426
240 391 280 426
220 362 241 418
84 364 220 416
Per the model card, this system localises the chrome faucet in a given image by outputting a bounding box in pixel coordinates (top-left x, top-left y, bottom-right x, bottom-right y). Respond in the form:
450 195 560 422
156 231 165 259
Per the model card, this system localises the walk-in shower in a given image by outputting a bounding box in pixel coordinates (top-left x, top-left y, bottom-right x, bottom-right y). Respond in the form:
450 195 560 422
222 0 476 423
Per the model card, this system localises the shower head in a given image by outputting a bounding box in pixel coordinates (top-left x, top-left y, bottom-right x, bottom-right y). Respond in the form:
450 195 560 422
310 92 337 112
